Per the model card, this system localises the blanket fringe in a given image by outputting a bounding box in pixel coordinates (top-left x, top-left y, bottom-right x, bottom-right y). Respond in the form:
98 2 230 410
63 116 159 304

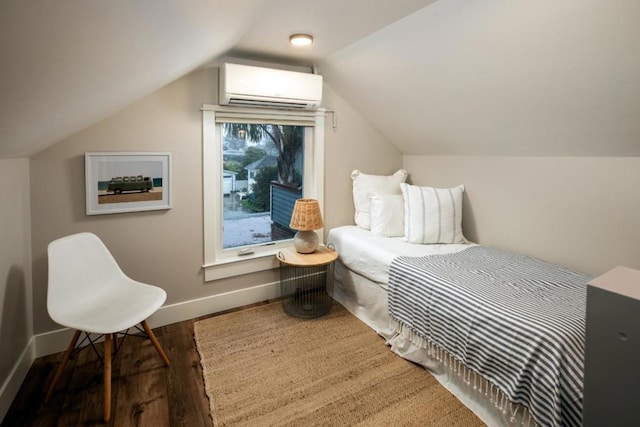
389 317 537 426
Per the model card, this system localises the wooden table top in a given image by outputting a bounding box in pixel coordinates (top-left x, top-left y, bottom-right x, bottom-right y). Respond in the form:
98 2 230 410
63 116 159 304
276 245 338 267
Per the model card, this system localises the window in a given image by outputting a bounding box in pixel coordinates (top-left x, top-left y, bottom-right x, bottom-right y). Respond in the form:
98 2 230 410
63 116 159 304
221 122 304 250
202 105 325 281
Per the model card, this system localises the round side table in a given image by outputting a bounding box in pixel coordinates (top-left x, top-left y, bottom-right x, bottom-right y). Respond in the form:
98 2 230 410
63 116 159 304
276 245 338 319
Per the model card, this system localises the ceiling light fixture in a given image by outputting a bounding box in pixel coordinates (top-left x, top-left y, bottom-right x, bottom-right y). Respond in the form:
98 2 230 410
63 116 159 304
289 33 313 47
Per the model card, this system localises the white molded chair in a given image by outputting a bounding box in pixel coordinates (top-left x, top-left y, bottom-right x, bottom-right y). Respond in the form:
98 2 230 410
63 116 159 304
45 232 170 422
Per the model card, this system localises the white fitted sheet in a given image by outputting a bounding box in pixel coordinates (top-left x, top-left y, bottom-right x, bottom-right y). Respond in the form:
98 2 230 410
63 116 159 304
327 225 474 285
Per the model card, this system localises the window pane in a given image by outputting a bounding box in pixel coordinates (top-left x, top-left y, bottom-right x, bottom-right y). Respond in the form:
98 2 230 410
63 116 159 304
221 123 304 249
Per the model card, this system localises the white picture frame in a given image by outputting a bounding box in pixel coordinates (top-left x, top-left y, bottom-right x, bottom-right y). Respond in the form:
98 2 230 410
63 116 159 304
85 152 172 215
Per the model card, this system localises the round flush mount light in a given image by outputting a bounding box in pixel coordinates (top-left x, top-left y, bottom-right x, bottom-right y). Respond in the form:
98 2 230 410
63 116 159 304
289 33 313 47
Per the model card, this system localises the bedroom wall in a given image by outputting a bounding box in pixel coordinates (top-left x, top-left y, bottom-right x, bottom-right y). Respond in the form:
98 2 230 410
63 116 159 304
403 155 640 277
28 67 400 336
0 158 32 418
322 87 404 229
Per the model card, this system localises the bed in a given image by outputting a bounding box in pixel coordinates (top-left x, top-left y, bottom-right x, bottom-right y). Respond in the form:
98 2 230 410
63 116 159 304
327 225 590 427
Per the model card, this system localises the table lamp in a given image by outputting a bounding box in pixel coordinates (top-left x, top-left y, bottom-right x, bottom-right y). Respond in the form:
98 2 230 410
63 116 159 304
289 198 323 253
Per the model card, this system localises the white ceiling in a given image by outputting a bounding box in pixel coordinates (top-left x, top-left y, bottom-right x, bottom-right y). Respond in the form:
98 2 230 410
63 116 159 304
320 0 640 156
227 0 436 63
1 0 639 158
0 0 265 158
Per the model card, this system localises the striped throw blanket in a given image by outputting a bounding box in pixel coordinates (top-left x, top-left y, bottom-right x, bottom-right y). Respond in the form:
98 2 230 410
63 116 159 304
388 246 590 426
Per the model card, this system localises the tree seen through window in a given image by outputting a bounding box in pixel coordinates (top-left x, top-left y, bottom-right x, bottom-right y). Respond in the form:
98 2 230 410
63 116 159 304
222 123 304 249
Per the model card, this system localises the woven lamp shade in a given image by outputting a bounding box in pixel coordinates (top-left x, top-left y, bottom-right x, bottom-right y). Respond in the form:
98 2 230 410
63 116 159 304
289 199 324 231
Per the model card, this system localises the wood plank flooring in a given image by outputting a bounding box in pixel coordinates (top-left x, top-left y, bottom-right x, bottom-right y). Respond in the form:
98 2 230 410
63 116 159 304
2 303 270 427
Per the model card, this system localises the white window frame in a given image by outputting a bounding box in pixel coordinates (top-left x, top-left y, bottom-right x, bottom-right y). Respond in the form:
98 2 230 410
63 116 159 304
202 105 325 282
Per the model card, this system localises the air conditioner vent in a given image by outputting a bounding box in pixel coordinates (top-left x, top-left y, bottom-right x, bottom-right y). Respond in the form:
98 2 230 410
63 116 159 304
220 63 322 110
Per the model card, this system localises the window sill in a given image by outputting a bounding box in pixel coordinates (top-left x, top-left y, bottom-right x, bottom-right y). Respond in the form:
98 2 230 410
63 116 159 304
202 250 281 282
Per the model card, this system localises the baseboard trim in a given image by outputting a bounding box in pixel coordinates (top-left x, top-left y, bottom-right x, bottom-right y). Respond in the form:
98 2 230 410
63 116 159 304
0 281 280 424
148 280 281 330
0 336 35 424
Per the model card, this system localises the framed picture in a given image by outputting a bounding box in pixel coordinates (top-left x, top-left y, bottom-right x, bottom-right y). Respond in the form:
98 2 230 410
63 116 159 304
85 152 172 215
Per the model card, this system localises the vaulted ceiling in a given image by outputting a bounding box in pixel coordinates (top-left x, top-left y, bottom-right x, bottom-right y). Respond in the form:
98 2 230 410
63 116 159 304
320 0 640 156
1 0 638 159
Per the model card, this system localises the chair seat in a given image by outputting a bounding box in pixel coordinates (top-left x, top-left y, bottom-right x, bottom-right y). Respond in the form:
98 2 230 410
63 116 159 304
50 278 166 334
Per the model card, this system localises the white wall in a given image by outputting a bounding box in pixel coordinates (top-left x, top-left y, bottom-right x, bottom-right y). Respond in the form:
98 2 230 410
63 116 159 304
27 67 400 337
322 84 403 230
403 155 640 276
0 158 32 421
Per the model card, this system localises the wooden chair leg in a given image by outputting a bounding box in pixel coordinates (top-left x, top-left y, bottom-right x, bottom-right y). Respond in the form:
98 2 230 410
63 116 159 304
45 330 81 403
103 334 112 422
141 320 170 366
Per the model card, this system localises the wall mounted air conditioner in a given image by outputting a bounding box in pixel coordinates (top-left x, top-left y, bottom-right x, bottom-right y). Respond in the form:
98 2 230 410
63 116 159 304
219 63 323 110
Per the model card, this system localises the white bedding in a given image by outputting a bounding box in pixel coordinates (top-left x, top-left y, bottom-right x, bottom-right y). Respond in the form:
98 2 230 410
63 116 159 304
327 225 474 285
327 225 534 427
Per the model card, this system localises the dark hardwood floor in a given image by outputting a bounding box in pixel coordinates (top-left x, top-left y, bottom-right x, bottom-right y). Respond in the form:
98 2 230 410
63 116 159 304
2 303 271 427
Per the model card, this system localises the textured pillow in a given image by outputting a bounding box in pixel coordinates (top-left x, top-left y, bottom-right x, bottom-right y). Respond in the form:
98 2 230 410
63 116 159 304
369 194 404 237
351 169 408 230
401 183 465 244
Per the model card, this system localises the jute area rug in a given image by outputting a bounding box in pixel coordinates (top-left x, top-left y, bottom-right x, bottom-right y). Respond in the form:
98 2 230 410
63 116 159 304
194 301 484 426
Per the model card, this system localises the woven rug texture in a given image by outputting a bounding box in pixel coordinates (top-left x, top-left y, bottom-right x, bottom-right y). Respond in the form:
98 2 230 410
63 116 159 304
193 301 484 427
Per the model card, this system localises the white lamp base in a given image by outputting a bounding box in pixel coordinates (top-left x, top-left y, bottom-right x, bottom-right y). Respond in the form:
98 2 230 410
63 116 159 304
293 230 319 253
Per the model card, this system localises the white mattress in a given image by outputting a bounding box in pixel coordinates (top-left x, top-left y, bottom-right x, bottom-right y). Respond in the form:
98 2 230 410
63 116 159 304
327 225 474 285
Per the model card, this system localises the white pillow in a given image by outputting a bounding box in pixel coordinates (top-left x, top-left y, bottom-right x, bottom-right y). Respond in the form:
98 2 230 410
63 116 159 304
369 194 404 237
401 183 465 244
351 169 408 230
